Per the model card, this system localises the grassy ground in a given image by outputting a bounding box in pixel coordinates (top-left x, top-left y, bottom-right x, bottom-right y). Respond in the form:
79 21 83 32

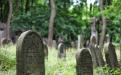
0 44 16 75
0 44 120 75
46 48 76 75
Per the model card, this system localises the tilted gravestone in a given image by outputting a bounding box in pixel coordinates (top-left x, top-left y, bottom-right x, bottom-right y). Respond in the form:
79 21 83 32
104 42 118 68
76 48 93 75
16 30 45 75
42 38 48 58
104 35 118 68
95 45 105 67
58 42 66 58
89 36 99 67
43 43 48 59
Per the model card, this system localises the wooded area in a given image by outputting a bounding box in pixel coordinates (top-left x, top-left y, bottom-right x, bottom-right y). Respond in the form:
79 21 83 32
0 0 120 45
0 0 121 75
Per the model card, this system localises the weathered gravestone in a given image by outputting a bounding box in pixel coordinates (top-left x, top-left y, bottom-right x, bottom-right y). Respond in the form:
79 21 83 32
104 36 118 68
0 22 6 45
52 40 57 49
58 42 66 58
89 36 99 66
95 45 105 67
76 48 93 75
16 30 45 75
1 38 10 45
0 30 5 42
71 41 77 48
89 18 99 66
43 39 48 58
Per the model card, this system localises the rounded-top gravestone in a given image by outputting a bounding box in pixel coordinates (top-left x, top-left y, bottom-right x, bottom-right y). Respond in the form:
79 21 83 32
16 30 45 75
58 42 66 58
76 48 93 75
1 38 10 45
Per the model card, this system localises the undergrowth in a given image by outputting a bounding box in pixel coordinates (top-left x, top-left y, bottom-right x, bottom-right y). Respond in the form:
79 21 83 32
0 44 120 75
0 44 16 71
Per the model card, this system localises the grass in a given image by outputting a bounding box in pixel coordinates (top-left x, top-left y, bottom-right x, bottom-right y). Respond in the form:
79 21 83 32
46 48 76 75
0 44 121 75
0 43 16 75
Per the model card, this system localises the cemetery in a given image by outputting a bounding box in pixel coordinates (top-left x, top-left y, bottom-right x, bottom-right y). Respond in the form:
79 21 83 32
0 29 121 75
0 0 121 75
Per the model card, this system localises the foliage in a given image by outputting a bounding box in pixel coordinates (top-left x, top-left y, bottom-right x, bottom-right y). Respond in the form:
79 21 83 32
0 44 16 71
103 66 121 75
11 6 49 37
0 0 121 43
101 0 121 42
11 0 89 42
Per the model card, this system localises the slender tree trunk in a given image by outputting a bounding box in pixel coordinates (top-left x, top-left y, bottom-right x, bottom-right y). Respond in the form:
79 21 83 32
99 0 106 51
15 0 19 15
25 0 29 13
6 0 12 40
48 0 56 48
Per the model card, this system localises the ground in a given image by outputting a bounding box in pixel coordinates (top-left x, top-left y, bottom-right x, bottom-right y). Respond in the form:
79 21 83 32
0 43 120 75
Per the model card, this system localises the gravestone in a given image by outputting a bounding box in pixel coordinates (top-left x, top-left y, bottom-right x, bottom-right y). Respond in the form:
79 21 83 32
104 42 118 68
16 30 45 75
52 40 57 49
58 42 66 58
1 38 10 45
95 45 105 67
89 36 99 66
76 48 93 75
104 35 118 68
0 22 6 45
43 43 48 58
0 30 5 41
42 38 48 58
71 41 77 48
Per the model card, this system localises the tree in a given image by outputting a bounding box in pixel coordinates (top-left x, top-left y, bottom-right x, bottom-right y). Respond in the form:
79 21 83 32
48 0 56 47
0 0 12 40
6 0 12 40
99 0 107 51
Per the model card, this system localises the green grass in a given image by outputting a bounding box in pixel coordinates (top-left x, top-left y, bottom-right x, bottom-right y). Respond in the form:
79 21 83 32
0 43 16 75
0 44 16 70
46 48 76 75
0 44 121 75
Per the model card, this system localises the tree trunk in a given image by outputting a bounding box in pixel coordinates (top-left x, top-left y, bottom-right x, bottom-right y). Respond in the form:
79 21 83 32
99 0 106 51
25 0 30 13
48 0 56 48
15 0 19 14
6 0 12 40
